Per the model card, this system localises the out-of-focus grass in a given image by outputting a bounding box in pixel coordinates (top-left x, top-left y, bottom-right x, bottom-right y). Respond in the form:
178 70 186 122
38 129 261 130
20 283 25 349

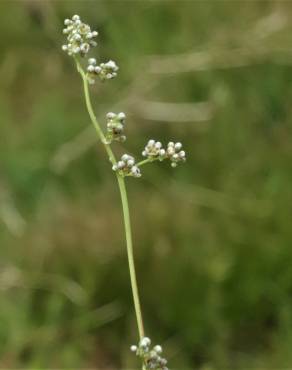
1 1 292 368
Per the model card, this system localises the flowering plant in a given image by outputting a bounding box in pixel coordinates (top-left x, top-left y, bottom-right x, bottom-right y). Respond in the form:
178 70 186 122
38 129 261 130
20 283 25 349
62 15 186 370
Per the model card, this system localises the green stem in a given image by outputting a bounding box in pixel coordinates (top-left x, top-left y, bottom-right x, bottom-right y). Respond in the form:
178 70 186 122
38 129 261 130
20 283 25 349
117 175 145 339
136 158 159 167
75 59 115 164
75 59 145 340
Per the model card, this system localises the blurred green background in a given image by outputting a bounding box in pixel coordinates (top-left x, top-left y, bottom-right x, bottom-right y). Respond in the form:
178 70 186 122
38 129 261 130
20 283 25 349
1 1 292 368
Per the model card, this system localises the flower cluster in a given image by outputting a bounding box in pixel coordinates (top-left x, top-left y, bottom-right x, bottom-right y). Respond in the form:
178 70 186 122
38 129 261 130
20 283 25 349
166 142 186 167
87 58 119 84
142 140 186 167
131 337 168 370
112 154 141 178
105 112 126 143
62 15 98 56
142 140 166 161
62 16 186 179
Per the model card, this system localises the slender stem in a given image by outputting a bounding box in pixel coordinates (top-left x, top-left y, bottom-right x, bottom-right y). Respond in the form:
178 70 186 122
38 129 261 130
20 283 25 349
136 158 159 167
75 59 145 339
75 59 115 164
117 175 145 338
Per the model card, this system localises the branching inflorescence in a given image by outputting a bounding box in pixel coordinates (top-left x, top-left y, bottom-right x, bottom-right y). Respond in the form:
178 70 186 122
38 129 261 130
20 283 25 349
62 15 186 370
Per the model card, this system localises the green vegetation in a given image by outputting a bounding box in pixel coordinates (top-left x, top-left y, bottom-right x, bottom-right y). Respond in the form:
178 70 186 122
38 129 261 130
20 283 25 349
1 1 292 368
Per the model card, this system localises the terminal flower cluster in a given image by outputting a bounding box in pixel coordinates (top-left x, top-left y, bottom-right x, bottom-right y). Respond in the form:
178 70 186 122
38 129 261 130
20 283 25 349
131 337 168 370
105 112 126 143
142 140 186 167
62 15 118 84
62 15 98 56
112 154 141 178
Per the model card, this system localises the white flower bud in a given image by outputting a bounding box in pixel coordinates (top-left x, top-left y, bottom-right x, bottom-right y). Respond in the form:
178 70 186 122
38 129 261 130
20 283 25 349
127 159 135 167
167 147 175 155
106 60 118 70
87 65 95 72
118 112 126 120
88 58 96 65
106 112 116 119
80 43 90 53
131 166 141 177
140 337 151 347
154 345 162 354
74 33 81 41
130 345 137 352
117 161 125 169
174 142 182 150
160 358 167 366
